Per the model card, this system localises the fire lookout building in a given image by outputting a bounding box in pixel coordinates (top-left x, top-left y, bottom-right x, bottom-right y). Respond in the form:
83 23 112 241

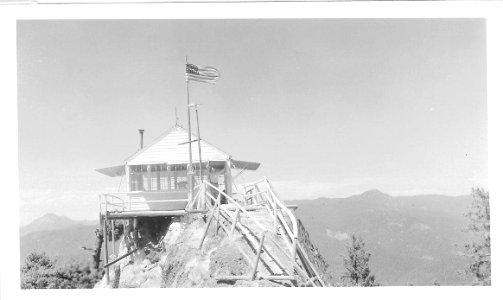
97 124 260 217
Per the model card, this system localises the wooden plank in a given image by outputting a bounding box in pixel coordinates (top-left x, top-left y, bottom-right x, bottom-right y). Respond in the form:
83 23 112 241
216 209 255 267
250 233 266 280
104 248 139 269
185 209 209 214
224 204 267 212
216 275 295 281
103 213 110 285
257 275 296 281
133 218 138 251
215 275 249 281
112 220 115 256
296 243 326 287
224 160 232 197
229 210 240 237
215 196 221 235
198 203 218 249
107 210 186 219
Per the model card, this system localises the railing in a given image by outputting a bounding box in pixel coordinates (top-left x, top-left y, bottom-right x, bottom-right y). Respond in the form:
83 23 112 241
99 178 325 286
242 178 299 257
99 190 189 216
192 181 293 282
99 193 127 215
187 178 325 286
99 190 189 285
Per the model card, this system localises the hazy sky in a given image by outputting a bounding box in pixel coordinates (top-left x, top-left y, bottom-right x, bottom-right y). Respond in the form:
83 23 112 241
17 19 487 225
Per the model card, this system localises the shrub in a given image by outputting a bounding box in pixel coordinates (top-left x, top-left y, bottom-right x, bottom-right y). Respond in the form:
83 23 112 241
21 252 102 289
463 188 491 285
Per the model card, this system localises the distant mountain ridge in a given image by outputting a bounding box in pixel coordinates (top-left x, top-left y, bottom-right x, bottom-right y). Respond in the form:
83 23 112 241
288 190 474 286
19 191 476 285
19 213 99 264
20 213 95 237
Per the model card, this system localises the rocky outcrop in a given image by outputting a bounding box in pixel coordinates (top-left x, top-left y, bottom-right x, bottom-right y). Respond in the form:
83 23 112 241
297 219 336 286
96 212 334 288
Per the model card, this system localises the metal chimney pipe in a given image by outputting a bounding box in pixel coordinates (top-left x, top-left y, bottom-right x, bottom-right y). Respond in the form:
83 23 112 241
138 129 144 149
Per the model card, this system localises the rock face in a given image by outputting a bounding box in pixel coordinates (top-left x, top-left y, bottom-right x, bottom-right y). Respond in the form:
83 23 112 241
96 212 334 288
297 219 336 286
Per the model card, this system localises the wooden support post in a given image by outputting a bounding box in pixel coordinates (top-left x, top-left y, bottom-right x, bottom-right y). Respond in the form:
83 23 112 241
273 201 278 235
291 237 297 260
197 183 206 210
252 186 257 205
224 160 232 200
125 166 132 210
229 210 240 238
123 220 126 245
112 220 115 256
215 195 221 235
133 218 139 251
194 104 204 183
173 166 178 189
91 228 103 271
112 265 121 288
123 219 133 255
185 59 195 205
104 248 139 269
198 203 218 249
250 233 266 280
103 213 110 285
146 165 151 191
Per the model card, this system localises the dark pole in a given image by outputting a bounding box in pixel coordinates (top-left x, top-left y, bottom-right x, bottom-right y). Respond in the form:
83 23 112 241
185 56 194 202
194 105 203 182
91 229 103 271
139 129 144 149
103 213 109 284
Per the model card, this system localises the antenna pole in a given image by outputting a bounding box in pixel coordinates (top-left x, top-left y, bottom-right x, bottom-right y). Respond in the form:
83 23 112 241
194 104 203 182
185 56 194 203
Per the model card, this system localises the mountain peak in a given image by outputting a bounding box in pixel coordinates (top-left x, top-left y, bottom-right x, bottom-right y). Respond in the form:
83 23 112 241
361 189 389 197
352 189 392 201
21 213 81 237
35 213 71 223
40 212 60 219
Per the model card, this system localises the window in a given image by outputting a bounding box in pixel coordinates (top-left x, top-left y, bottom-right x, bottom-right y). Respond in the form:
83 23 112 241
129 164 202 192
129 165 147 191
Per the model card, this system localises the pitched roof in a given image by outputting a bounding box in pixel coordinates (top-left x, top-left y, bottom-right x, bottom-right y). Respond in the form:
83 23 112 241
96 164 126 177
126 125 231 166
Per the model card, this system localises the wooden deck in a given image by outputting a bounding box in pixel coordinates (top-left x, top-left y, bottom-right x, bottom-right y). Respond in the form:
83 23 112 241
99 191 189 219
105 209 186 219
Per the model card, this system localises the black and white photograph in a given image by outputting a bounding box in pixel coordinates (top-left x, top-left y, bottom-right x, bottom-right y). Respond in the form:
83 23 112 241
1 4 501 295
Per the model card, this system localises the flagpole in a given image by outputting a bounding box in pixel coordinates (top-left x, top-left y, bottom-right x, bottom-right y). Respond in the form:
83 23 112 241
185 56 194 203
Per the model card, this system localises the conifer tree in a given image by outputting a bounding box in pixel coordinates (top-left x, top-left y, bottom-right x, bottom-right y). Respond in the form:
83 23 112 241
21 251 102 289
341 234 378 286
463 187 491 285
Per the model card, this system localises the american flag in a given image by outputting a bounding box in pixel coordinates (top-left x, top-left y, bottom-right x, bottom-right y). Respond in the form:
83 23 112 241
185 63 220 84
